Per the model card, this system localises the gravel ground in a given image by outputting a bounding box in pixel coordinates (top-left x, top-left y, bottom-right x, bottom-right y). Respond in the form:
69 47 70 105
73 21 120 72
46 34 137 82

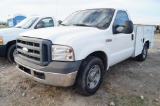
0 33 160 106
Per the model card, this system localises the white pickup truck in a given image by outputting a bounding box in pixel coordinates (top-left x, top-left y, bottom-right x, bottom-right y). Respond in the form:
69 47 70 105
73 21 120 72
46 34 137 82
0 16 57 62
14 8 154 96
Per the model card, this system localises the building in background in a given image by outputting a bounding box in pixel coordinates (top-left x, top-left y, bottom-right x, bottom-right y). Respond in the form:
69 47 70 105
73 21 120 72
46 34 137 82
7 14 26 28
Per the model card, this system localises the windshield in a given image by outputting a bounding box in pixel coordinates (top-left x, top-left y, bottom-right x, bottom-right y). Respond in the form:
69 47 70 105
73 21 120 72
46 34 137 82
15 17 38 29
62 9 115 29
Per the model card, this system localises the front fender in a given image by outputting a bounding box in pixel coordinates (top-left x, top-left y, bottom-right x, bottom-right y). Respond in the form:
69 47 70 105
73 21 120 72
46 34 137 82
75 42 111 69
1 28 27 44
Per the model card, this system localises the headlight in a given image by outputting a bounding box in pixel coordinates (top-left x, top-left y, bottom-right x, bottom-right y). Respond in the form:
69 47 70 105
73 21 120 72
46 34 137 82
52 45 74 61
0 36 3 45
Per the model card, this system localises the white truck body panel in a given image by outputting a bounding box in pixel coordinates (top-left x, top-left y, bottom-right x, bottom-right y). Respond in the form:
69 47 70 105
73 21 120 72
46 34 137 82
67 9 136 67
0 28 28 44
19 26 103 46
134 25 154 56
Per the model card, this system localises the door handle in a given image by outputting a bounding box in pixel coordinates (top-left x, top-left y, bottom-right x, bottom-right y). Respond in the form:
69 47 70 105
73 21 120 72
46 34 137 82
131 34 134 40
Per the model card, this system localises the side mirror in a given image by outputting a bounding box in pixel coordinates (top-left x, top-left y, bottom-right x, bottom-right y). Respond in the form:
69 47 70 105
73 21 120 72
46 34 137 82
58 20 62 25
113 24 124 34
36 24 44 29
123 21 133 34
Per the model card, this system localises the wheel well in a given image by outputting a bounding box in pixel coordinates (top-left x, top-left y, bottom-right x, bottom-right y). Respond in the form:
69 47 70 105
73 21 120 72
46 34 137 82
88 51 108 71
6 40 16 53
145 41 149 49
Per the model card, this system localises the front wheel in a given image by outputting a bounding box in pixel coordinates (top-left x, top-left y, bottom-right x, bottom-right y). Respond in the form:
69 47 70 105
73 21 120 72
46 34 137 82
7 44 16 63
136 43 148 62
75 56 104 96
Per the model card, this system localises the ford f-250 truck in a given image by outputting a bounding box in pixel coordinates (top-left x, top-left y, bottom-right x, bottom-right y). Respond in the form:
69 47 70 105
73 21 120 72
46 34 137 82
14 8 154 96
0 16 57 62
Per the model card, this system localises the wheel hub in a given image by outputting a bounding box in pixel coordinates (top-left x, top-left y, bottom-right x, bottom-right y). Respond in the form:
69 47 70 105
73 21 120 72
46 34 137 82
87 65 101 89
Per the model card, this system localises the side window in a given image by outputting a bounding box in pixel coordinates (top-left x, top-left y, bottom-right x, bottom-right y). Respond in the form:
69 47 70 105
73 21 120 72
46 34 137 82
36 17 54 29
113 11 129 34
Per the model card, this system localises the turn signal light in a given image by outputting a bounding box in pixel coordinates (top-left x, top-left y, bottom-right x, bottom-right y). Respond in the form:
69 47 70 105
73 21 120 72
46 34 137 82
0 37 3 44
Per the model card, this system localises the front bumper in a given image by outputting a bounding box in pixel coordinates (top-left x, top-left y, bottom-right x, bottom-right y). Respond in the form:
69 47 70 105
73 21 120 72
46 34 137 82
14 54 81 87
0 45 6 57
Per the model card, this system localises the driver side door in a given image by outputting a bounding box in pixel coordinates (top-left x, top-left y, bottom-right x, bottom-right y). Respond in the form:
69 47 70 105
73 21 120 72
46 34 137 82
108 10 134 66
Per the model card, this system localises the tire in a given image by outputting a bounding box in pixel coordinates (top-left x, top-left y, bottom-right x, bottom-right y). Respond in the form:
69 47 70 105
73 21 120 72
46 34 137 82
136 43 148 62
7 44 16 63
75 56 104 96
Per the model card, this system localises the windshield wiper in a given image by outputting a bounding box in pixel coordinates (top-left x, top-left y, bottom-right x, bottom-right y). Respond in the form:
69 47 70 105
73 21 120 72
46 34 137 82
22 27 28 29
73 24 101 29
60 23 68 26
15 26 22 28
73 24 92 27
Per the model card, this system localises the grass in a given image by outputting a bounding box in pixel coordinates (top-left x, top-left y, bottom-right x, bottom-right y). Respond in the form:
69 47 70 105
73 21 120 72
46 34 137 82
11 98 20 106
111 94 146 106
0 87 4 93
152 101 160 106
121 95 145 106
0 25 7 29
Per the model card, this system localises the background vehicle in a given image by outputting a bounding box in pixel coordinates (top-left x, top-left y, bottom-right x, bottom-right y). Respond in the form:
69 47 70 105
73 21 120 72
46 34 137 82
14 8 154 96
0 16 57 62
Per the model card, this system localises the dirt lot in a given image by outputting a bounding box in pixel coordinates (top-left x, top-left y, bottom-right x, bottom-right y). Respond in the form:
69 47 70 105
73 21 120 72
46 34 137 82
0 33 160 106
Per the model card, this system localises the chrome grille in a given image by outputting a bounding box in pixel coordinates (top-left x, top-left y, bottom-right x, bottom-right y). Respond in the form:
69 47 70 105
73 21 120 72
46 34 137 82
16 37 52 66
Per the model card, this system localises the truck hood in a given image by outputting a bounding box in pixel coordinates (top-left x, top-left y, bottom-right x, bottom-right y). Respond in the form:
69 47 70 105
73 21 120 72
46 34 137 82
0 28 25 35
20 26 103 45
0 28 28 44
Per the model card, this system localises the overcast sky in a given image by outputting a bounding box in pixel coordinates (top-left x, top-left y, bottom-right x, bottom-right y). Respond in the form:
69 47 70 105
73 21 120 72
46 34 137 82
0 0 159 25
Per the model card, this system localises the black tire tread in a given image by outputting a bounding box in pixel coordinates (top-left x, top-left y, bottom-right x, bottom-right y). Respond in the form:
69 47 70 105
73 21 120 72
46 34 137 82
7 44 16 63
75 56 104 96
136 43 148 62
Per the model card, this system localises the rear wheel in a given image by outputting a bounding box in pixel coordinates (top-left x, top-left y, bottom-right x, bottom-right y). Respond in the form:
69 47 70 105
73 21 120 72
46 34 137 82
75 56 104 96
136 43 148 61
7 44 16 63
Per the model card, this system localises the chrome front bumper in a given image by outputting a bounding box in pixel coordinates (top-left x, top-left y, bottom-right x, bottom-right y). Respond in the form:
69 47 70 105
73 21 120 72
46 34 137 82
16 61 78 87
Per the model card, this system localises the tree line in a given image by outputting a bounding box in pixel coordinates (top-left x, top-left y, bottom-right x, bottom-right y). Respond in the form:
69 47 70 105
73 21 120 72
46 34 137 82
0 21 7 26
